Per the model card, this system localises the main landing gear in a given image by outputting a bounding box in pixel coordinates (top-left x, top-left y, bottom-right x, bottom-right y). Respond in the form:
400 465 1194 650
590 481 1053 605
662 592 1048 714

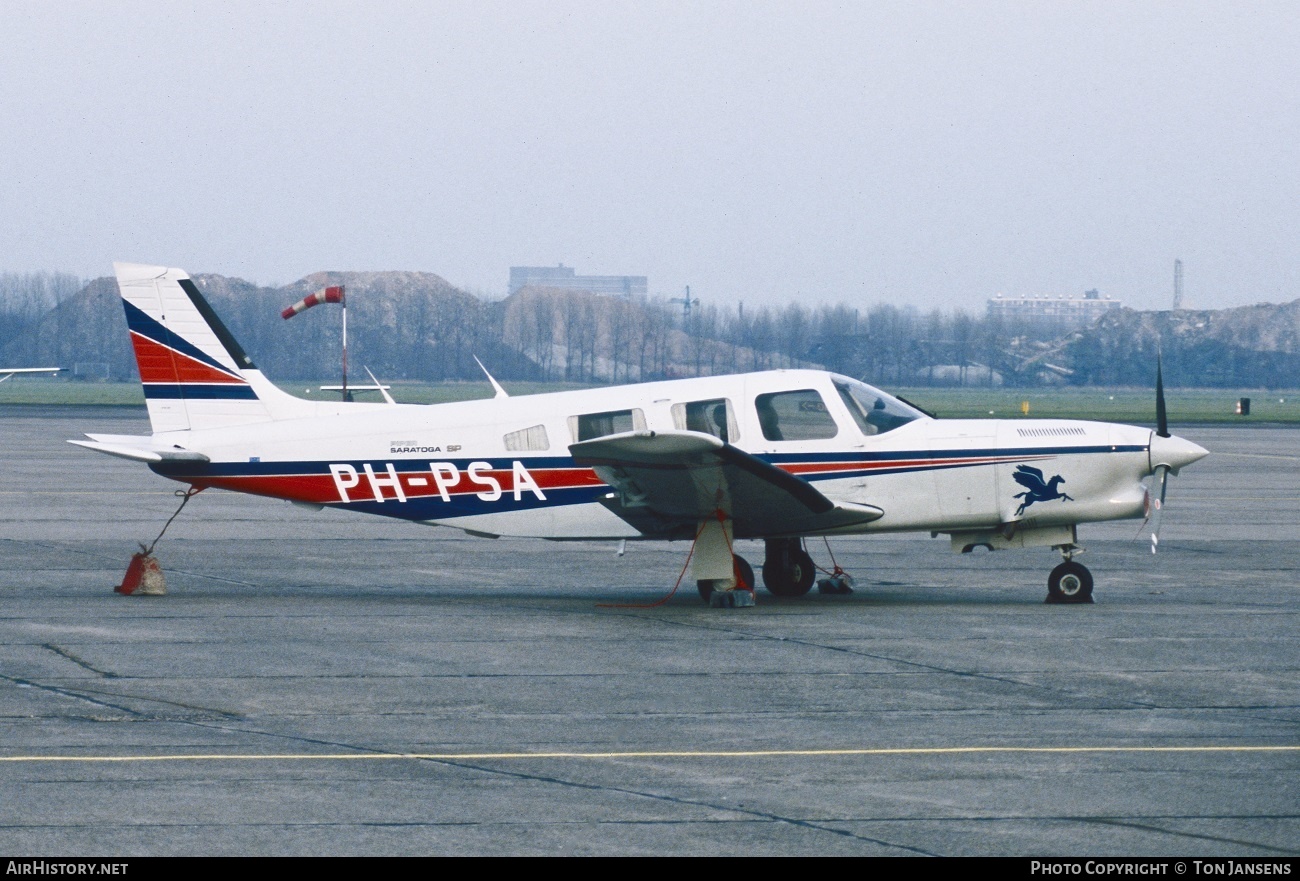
696 540 854 603
697 555 754 603
688 524 852 606
762 538 816 597
1046 546 1093 604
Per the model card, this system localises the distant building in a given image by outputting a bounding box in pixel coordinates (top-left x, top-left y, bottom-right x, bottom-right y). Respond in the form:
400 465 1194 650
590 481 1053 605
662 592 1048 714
987 289 1121 336
509 264 648 298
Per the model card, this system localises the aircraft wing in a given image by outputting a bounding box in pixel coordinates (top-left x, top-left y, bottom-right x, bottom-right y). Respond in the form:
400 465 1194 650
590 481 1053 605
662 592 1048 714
570 430 883 539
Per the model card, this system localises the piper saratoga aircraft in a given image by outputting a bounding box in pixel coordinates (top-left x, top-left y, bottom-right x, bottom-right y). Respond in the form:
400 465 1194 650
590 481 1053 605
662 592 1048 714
72 263 1207 604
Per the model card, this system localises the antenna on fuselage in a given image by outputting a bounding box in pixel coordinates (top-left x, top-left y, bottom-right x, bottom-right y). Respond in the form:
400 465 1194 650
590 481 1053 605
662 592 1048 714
364 366 396 405
474 356 509 399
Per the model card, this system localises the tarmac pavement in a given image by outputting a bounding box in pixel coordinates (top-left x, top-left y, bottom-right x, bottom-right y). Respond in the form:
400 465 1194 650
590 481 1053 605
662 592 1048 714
0 406 1296 856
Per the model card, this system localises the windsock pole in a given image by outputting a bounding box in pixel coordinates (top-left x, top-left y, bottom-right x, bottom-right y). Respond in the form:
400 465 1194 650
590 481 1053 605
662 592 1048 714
281 285 347 400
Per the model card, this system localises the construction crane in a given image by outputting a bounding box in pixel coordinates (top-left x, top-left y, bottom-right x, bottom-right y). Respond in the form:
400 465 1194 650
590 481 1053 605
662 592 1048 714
670 285 699 324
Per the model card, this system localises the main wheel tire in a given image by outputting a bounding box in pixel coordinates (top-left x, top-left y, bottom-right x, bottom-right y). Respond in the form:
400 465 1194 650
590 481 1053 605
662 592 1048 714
763 547 817 597
1047 560 1094 604
699 554 755 602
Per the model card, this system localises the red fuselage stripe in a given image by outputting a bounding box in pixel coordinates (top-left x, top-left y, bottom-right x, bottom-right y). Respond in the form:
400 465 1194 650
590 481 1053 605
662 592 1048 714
176 455 1051 507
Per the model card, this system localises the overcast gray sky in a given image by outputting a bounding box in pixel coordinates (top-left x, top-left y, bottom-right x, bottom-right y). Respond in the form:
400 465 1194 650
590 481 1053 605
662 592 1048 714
2 1 1297 311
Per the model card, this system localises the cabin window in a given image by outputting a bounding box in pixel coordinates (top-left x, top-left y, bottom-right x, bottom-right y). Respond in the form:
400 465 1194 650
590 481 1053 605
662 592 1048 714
504 424 550 452
754 390 839 441
569 408 646 442
832 378 922 436
671 398 738 443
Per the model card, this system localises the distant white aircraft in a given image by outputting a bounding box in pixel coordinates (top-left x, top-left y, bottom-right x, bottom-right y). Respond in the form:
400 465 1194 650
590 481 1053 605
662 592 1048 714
71 263 1207 604
0 367 62 383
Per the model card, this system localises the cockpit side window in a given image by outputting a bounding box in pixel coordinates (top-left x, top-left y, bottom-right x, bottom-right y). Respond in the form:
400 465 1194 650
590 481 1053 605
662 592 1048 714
672 398 738 443
754 390 839 441
569 408 646 442
833 378 922 436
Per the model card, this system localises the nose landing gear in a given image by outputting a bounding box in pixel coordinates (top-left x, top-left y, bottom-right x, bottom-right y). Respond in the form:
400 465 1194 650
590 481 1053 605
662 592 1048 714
1047 544 1094 604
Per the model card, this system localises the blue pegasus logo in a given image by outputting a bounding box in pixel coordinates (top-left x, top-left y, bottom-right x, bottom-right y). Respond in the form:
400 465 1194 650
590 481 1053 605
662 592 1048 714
1012 464 1074 516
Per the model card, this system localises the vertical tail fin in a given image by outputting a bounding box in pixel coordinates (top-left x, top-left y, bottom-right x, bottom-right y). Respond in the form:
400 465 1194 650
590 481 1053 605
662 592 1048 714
116 262 315 432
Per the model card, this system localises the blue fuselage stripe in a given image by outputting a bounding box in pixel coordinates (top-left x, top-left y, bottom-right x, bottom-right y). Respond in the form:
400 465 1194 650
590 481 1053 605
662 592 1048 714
151 441 1150 521
153 444 1147 489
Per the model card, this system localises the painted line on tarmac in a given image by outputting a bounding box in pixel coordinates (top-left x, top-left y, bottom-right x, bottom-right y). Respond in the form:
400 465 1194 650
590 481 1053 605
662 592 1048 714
1191 496 1300 501
2 745 1297 764
0 491 178 495
1216 452 1300 462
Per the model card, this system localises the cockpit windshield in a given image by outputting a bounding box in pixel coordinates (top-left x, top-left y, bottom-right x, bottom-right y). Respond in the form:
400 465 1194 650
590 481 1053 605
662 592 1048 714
832 376 926 436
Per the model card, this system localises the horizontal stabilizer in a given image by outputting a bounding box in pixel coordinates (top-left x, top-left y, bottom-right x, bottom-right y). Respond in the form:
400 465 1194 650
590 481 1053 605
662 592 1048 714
0 367 62 380
68 434 210 465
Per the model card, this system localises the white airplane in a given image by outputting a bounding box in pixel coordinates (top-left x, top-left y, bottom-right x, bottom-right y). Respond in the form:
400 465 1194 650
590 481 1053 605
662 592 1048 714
1 366 62 383
71 263 1208 604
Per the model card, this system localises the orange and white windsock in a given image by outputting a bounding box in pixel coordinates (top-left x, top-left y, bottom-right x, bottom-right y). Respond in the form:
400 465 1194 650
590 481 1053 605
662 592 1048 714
281 286 345 320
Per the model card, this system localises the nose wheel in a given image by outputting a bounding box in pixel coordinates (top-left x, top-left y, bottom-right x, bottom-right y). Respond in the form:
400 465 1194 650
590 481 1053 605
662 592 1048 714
1047 560 1094 604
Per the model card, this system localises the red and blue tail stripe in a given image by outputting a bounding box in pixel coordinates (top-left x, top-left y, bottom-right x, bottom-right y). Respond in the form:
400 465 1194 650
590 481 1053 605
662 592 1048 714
123 300 257 400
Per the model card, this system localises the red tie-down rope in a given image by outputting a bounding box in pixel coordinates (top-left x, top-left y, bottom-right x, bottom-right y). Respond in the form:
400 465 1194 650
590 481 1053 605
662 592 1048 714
815 536 846 578
716 507 754 592
598 509 750 609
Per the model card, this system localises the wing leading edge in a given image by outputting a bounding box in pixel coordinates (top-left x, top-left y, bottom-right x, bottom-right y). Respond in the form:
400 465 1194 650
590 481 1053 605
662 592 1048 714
569 430 883 539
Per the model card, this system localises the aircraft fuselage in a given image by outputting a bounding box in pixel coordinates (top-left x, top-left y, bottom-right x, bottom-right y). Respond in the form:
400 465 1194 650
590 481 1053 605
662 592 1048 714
141 369 1166 542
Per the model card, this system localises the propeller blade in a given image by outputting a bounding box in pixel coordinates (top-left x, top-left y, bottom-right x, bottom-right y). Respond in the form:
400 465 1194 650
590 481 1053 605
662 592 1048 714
1149 464 1170 553
1155 353 1169 438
